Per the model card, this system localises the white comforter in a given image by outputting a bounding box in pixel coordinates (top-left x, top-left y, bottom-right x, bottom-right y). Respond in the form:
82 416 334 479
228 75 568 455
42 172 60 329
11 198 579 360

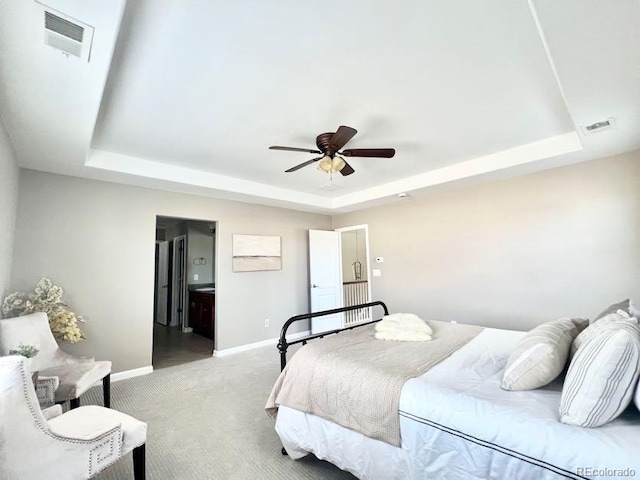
275 328 640 479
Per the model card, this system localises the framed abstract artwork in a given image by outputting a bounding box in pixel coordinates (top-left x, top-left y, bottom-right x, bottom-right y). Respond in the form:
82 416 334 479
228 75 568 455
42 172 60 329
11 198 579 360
232 234 282 272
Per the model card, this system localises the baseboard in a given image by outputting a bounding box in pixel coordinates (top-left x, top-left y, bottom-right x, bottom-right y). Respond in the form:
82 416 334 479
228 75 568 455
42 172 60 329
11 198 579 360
213 330 311 357
111 366 153 382
98 331 309 381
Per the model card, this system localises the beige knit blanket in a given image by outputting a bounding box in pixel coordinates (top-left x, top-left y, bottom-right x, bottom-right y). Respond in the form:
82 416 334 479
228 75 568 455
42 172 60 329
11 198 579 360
265 320 483 446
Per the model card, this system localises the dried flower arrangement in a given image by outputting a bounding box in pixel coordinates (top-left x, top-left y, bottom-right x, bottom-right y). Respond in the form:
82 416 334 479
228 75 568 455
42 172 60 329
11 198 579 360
2 278 86 343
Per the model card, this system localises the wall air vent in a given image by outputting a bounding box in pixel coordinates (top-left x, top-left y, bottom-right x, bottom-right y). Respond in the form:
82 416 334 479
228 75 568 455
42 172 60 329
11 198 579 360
582 117 615 134
41 6 94 62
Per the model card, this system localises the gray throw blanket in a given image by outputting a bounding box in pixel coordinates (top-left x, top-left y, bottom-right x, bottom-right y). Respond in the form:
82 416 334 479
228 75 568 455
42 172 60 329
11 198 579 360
265 320 483 446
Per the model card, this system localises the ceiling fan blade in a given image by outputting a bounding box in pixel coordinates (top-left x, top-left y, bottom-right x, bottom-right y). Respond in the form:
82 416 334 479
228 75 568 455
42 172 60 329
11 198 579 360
270 146 322 154
341 148 395 158
329 126 357 151
285 157 323 172
339 160 355 176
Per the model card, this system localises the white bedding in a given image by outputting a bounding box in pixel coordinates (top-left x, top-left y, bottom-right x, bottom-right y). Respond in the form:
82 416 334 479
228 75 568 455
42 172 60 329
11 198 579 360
275 328 640 479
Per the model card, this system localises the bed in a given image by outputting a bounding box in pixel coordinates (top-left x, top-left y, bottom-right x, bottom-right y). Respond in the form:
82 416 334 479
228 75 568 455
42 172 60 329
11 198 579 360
267 302 640 480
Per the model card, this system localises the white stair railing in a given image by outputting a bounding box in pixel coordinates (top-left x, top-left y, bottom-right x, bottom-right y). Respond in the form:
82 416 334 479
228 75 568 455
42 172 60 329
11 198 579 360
343 281 370 325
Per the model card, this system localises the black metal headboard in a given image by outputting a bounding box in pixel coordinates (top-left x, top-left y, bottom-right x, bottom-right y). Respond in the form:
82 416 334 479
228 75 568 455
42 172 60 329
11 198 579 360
277 301 389 371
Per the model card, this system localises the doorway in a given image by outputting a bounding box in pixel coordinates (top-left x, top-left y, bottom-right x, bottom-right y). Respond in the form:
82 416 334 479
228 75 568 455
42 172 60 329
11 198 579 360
308 225 372 334
153 216 217 369
337 225 372 325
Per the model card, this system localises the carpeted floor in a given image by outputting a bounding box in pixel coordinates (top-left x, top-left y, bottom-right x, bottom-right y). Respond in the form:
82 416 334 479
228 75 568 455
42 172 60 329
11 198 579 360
87 344 355 479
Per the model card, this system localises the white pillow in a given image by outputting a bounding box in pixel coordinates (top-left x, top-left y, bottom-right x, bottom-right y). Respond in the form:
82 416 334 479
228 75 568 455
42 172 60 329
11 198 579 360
560 323 640 428
571 310 637 358
501 318 586 391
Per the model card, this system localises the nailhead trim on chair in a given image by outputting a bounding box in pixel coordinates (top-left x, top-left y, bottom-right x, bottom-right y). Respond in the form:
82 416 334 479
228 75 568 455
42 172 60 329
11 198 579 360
18 360 123 477
89 436 119 477
36 377 58 408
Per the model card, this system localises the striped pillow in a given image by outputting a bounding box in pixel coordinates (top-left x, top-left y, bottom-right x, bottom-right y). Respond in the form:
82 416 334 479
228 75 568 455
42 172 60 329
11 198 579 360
560 323 640 428
570 311 638 358
501 318 586 391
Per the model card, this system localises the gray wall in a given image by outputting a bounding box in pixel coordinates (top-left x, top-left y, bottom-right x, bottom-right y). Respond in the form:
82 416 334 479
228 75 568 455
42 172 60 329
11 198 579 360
164 220 188 243
0 121 19 305
333 150 640 331
11 170 331 372
187 221 214 285
9 150 640 371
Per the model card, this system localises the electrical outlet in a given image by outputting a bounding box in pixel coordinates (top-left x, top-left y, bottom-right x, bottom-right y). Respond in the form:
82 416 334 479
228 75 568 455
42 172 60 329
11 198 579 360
193 274 199 281
264 319 269 327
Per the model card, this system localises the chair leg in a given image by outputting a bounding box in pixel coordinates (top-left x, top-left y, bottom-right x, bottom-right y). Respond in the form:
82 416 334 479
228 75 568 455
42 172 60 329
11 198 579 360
103 374 111 408
70 397 80 409
133 444 146 480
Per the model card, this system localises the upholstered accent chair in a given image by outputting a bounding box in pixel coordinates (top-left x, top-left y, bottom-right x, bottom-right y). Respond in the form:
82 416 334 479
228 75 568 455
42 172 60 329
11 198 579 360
0 356 147 479
0 312 112 409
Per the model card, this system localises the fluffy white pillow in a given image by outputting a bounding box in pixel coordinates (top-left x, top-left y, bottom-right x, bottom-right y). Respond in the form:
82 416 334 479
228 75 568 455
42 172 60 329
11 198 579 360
501 318 586 391
560 323 640 428
375 313 433 342
571 310 638 358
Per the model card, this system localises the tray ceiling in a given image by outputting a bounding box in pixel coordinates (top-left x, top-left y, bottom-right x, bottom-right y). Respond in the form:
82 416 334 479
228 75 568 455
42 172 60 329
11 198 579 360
1 0 639 213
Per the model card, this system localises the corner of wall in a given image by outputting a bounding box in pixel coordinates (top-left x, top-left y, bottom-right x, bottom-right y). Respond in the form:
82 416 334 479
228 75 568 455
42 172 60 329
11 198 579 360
0 118 20 303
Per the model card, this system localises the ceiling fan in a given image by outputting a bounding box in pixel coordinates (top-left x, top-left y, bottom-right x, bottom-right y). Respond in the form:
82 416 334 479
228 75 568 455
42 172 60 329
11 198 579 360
269 126 395 176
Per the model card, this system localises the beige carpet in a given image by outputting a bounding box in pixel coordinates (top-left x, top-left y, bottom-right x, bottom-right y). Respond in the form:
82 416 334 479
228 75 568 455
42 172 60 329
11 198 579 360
86 344 355 479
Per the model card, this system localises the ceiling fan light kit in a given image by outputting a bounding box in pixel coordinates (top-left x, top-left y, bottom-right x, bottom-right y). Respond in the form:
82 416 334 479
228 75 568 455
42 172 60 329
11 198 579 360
269 125 395 177
317 155 346 174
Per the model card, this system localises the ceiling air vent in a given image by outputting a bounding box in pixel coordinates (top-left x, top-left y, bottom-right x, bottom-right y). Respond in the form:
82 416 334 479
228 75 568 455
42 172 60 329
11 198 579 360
42 6 94 62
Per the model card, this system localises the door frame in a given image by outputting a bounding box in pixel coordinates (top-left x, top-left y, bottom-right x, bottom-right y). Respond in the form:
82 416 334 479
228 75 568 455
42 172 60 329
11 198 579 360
335 224 373 318
171 234 188 330
335 223 372 300
155 240 170 325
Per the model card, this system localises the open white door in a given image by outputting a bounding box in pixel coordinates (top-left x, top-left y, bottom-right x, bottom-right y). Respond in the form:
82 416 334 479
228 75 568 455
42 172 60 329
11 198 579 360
155 241 169 325
309 229 343 334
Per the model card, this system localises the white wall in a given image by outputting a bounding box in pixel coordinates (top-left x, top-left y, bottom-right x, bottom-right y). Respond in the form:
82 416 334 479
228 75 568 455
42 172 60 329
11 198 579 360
0 121 19 306
11 170 331 372
333 150 640 330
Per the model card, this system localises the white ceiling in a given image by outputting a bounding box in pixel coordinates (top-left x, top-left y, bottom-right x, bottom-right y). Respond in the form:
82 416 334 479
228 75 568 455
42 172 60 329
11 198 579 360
1 0 639 213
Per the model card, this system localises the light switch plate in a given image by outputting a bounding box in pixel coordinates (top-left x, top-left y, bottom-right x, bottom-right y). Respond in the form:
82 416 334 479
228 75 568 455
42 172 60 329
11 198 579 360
373 269 382 277
193 274 199 281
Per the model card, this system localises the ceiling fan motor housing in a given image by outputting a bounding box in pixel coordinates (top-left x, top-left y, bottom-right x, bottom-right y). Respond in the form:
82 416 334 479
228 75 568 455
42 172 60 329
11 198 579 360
316 132 338 156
